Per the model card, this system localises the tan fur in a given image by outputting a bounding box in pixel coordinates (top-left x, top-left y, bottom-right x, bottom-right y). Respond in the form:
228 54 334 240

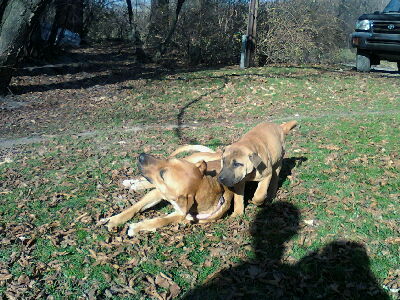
169 145 215 157
219 121 297 216
101 153 232 236
122 146 223 192
169 144 222 164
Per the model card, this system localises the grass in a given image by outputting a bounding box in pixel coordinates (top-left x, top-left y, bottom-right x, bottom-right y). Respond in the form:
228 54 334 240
1 65 399 299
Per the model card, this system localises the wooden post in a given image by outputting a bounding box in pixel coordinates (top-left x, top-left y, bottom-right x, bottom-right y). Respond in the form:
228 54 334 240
240 34 247 69
244 0 258 68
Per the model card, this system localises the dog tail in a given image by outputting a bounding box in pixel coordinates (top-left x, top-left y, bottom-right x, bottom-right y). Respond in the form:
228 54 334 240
280 120 298 135
169 145 215 157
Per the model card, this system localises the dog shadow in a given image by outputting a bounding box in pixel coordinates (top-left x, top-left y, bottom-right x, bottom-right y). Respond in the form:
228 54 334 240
278 156 307 188
183 201 389 299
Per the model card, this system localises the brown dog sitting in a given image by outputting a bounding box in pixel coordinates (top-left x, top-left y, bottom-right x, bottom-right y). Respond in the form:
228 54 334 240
218 121 298 216
101 152 233 236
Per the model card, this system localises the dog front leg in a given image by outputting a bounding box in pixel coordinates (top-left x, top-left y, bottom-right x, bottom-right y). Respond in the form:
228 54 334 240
102 189 163 231
231 182 245 217
127 212 185 236
251 174 272 206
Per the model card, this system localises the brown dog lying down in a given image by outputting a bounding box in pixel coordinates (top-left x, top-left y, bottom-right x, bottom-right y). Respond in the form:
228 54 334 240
101 146 232 236
121 145 223 191
218 121 298 216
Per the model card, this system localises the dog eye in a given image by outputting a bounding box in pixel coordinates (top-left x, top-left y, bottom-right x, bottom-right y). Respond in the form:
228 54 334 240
159 169 166 180
233 161 243 168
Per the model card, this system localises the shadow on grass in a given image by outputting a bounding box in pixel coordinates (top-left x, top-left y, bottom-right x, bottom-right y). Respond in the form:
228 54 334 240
370 68 400 78
184 200 389 299
278 156 307 188
14 39 381 98
173 77 229 143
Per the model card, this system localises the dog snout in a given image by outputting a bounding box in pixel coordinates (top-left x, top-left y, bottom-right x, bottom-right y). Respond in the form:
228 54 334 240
218 171 237 187
218 174 232 186
138 153 148 165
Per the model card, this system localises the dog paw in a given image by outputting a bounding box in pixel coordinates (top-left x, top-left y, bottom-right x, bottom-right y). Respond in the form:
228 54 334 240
230 211 243 218
122 179 135 188
127 223 139 237
97 217 109 226
98 216 121 231
185 214 194 221
250 198 265 206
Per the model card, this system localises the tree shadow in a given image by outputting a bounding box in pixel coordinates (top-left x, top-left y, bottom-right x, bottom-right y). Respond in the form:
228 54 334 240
11 49 339 96
12 38 369 98
173 77 228 143
184 201 389 300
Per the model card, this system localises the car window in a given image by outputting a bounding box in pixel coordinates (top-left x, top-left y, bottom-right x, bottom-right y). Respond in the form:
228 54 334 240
383 0 400 12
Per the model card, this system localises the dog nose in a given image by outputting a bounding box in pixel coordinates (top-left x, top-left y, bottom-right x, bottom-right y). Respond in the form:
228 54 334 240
138 153 147 164
218 175 225 183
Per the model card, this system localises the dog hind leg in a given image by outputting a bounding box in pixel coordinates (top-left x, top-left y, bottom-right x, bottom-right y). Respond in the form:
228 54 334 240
266 165 281 202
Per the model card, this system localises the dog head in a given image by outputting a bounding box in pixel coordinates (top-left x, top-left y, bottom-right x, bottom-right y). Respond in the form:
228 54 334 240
218 147 263 187
138 153 223 213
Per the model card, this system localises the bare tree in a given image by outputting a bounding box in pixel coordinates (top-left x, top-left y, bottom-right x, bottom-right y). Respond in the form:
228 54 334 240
0 0 8 21
146 0 170 48
126 0 134 25
159 0 186 54
48 0 83 46
0 0 51 95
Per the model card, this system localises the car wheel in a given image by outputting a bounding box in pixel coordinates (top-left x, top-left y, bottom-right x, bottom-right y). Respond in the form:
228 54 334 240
356 51 371 72
397 62 400 73
371 57 380 66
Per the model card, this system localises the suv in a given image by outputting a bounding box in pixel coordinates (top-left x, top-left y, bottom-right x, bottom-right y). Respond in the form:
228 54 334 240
351 0 400 72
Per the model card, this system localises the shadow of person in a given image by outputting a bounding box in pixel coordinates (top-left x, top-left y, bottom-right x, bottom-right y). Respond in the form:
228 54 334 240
184 202 389 300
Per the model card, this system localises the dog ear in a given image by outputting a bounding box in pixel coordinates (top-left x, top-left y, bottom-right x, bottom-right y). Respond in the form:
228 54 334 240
249 153 263 168
195 160 207 175
249 153 268 173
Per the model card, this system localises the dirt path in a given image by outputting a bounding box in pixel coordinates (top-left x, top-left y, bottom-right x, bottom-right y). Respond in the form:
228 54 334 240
1 45 398 153
1 109 399 150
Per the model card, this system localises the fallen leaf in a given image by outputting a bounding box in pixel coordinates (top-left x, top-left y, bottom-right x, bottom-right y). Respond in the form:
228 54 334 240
304 219 315 226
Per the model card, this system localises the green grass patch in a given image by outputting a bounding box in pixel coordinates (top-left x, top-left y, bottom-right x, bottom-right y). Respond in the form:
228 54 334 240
1 65 398 299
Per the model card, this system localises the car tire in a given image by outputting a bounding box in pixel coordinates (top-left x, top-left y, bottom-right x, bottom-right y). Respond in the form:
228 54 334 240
397 62 400 73
371 56 380 66
356 51 371 72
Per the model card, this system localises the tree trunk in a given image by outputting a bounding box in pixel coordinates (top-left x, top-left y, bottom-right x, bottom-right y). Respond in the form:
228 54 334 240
0 0 8 21
48 0 83 46
146 0 170 48
81 0 96 40
0 0 51 95
126 0 133 25
245 0 258 67
159 0 186 54
125 0 136 41
48 0 68 46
